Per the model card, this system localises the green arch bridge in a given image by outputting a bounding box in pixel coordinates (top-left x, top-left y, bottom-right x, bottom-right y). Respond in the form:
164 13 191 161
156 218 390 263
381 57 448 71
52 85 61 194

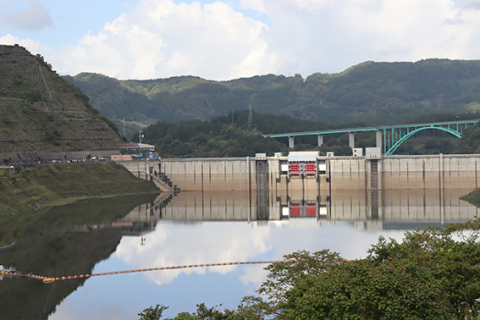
266 120 479 156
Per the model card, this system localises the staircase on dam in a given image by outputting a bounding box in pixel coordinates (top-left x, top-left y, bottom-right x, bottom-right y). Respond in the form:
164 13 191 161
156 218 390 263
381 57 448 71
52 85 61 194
114 160 180 193
150 172 180 193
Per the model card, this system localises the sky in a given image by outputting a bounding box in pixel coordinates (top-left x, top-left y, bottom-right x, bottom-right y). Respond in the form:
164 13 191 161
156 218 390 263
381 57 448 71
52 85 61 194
1 0 480 81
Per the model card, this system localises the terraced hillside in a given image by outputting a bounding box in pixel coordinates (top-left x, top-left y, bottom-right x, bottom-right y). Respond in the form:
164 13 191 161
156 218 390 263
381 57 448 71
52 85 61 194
0 45 122 152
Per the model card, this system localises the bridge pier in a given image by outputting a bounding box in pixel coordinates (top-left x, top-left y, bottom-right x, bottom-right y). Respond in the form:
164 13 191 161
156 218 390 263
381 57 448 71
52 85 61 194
349 132 355 149
317 135 323 147
376 130 382 153
289 136 295 149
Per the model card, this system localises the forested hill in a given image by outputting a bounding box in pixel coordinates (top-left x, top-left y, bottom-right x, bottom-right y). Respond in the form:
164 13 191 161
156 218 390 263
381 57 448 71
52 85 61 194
139 111 479 158
0 45 122 153
64 59 480 136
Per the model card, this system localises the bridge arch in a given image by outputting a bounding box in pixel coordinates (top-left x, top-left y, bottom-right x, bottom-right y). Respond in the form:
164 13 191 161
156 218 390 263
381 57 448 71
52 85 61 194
266 120 478 155
385 126 462 156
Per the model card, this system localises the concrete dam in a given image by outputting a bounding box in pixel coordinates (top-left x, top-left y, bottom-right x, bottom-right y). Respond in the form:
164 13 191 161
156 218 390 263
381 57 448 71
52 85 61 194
119 152 480 195
115 153 480 225
157 153 480 192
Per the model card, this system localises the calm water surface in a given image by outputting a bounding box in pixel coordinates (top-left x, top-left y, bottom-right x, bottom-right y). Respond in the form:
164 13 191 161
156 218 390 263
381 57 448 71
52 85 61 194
0 189 477 319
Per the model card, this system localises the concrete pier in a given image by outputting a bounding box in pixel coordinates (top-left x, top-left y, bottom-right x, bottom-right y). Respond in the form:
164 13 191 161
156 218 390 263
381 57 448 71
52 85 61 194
349 132 355 149
317 135 323 147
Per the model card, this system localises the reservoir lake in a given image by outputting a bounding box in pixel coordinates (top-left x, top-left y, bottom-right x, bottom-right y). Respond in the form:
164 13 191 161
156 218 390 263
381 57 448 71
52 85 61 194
0 188 477 319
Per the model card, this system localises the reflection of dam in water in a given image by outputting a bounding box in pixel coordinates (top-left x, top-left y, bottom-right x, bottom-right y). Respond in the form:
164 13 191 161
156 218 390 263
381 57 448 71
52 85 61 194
59 193 175 235
123 189 478 231
113 153 480 230
149 153 480 229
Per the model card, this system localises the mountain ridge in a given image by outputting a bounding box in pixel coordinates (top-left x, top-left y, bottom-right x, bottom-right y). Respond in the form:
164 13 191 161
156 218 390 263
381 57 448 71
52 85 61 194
63 58 480 137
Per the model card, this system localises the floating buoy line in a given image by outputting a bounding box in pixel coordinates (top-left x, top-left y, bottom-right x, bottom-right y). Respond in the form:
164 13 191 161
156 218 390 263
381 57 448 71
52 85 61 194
0 260 297 284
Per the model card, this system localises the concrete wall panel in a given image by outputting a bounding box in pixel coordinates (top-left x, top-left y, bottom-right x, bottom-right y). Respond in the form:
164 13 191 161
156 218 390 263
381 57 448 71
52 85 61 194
161 158 255 191
155 155 480 193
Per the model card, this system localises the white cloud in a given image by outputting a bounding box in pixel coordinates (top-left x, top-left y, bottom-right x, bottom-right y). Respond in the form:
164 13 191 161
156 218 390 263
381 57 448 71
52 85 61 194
0 33 45 53
239 264 268 289
0 34 20 45
255 0 480 76
5 0 480 80
4 1 53 31
239 0 267 13
49 0 271 80
114 222 273 286
113 218 407 290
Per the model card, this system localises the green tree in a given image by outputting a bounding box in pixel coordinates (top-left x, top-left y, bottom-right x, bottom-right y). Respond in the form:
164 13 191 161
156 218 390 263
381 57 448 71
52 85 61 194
138 304 168 320
281 258 444 319
451 122 480 154
258 250 343 304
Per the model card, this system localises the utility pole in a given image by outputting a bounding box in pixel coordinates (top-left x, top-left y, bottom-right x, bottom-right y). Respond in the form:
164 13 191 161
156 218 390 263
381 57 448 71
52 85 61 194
139 130 144 144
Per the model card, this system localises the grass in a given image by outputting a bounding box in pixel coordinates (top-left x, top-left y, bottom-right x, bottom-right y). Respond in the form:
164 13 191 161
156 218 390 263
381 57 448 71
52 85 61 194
0 162 160 216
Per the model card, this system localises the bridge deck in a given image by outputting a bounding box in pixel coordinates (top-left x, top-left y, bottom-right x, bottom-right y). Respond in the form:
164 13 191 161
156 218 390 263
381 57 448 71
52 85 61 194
266 119 480 155
266 120 479 138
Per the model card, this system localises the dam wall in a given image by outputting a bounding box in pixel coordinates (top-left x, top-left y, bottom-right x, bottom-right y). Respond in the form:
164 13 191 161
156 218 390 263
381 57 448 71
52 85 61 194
159 154 480 192
382 155 479 190
159 158 256 192
116 156 480 225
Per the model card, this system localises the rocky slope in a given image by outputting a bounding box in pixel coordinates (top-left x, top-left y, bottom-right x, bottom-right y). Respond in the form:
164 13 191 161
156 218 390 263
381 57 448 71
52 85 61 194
0 44 122 152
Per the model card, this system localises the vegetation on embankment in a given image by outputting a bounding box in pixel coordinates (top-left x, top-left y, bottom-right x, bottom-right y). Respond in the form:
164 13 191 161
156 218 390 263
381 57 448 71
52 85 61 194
0 162 159 216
